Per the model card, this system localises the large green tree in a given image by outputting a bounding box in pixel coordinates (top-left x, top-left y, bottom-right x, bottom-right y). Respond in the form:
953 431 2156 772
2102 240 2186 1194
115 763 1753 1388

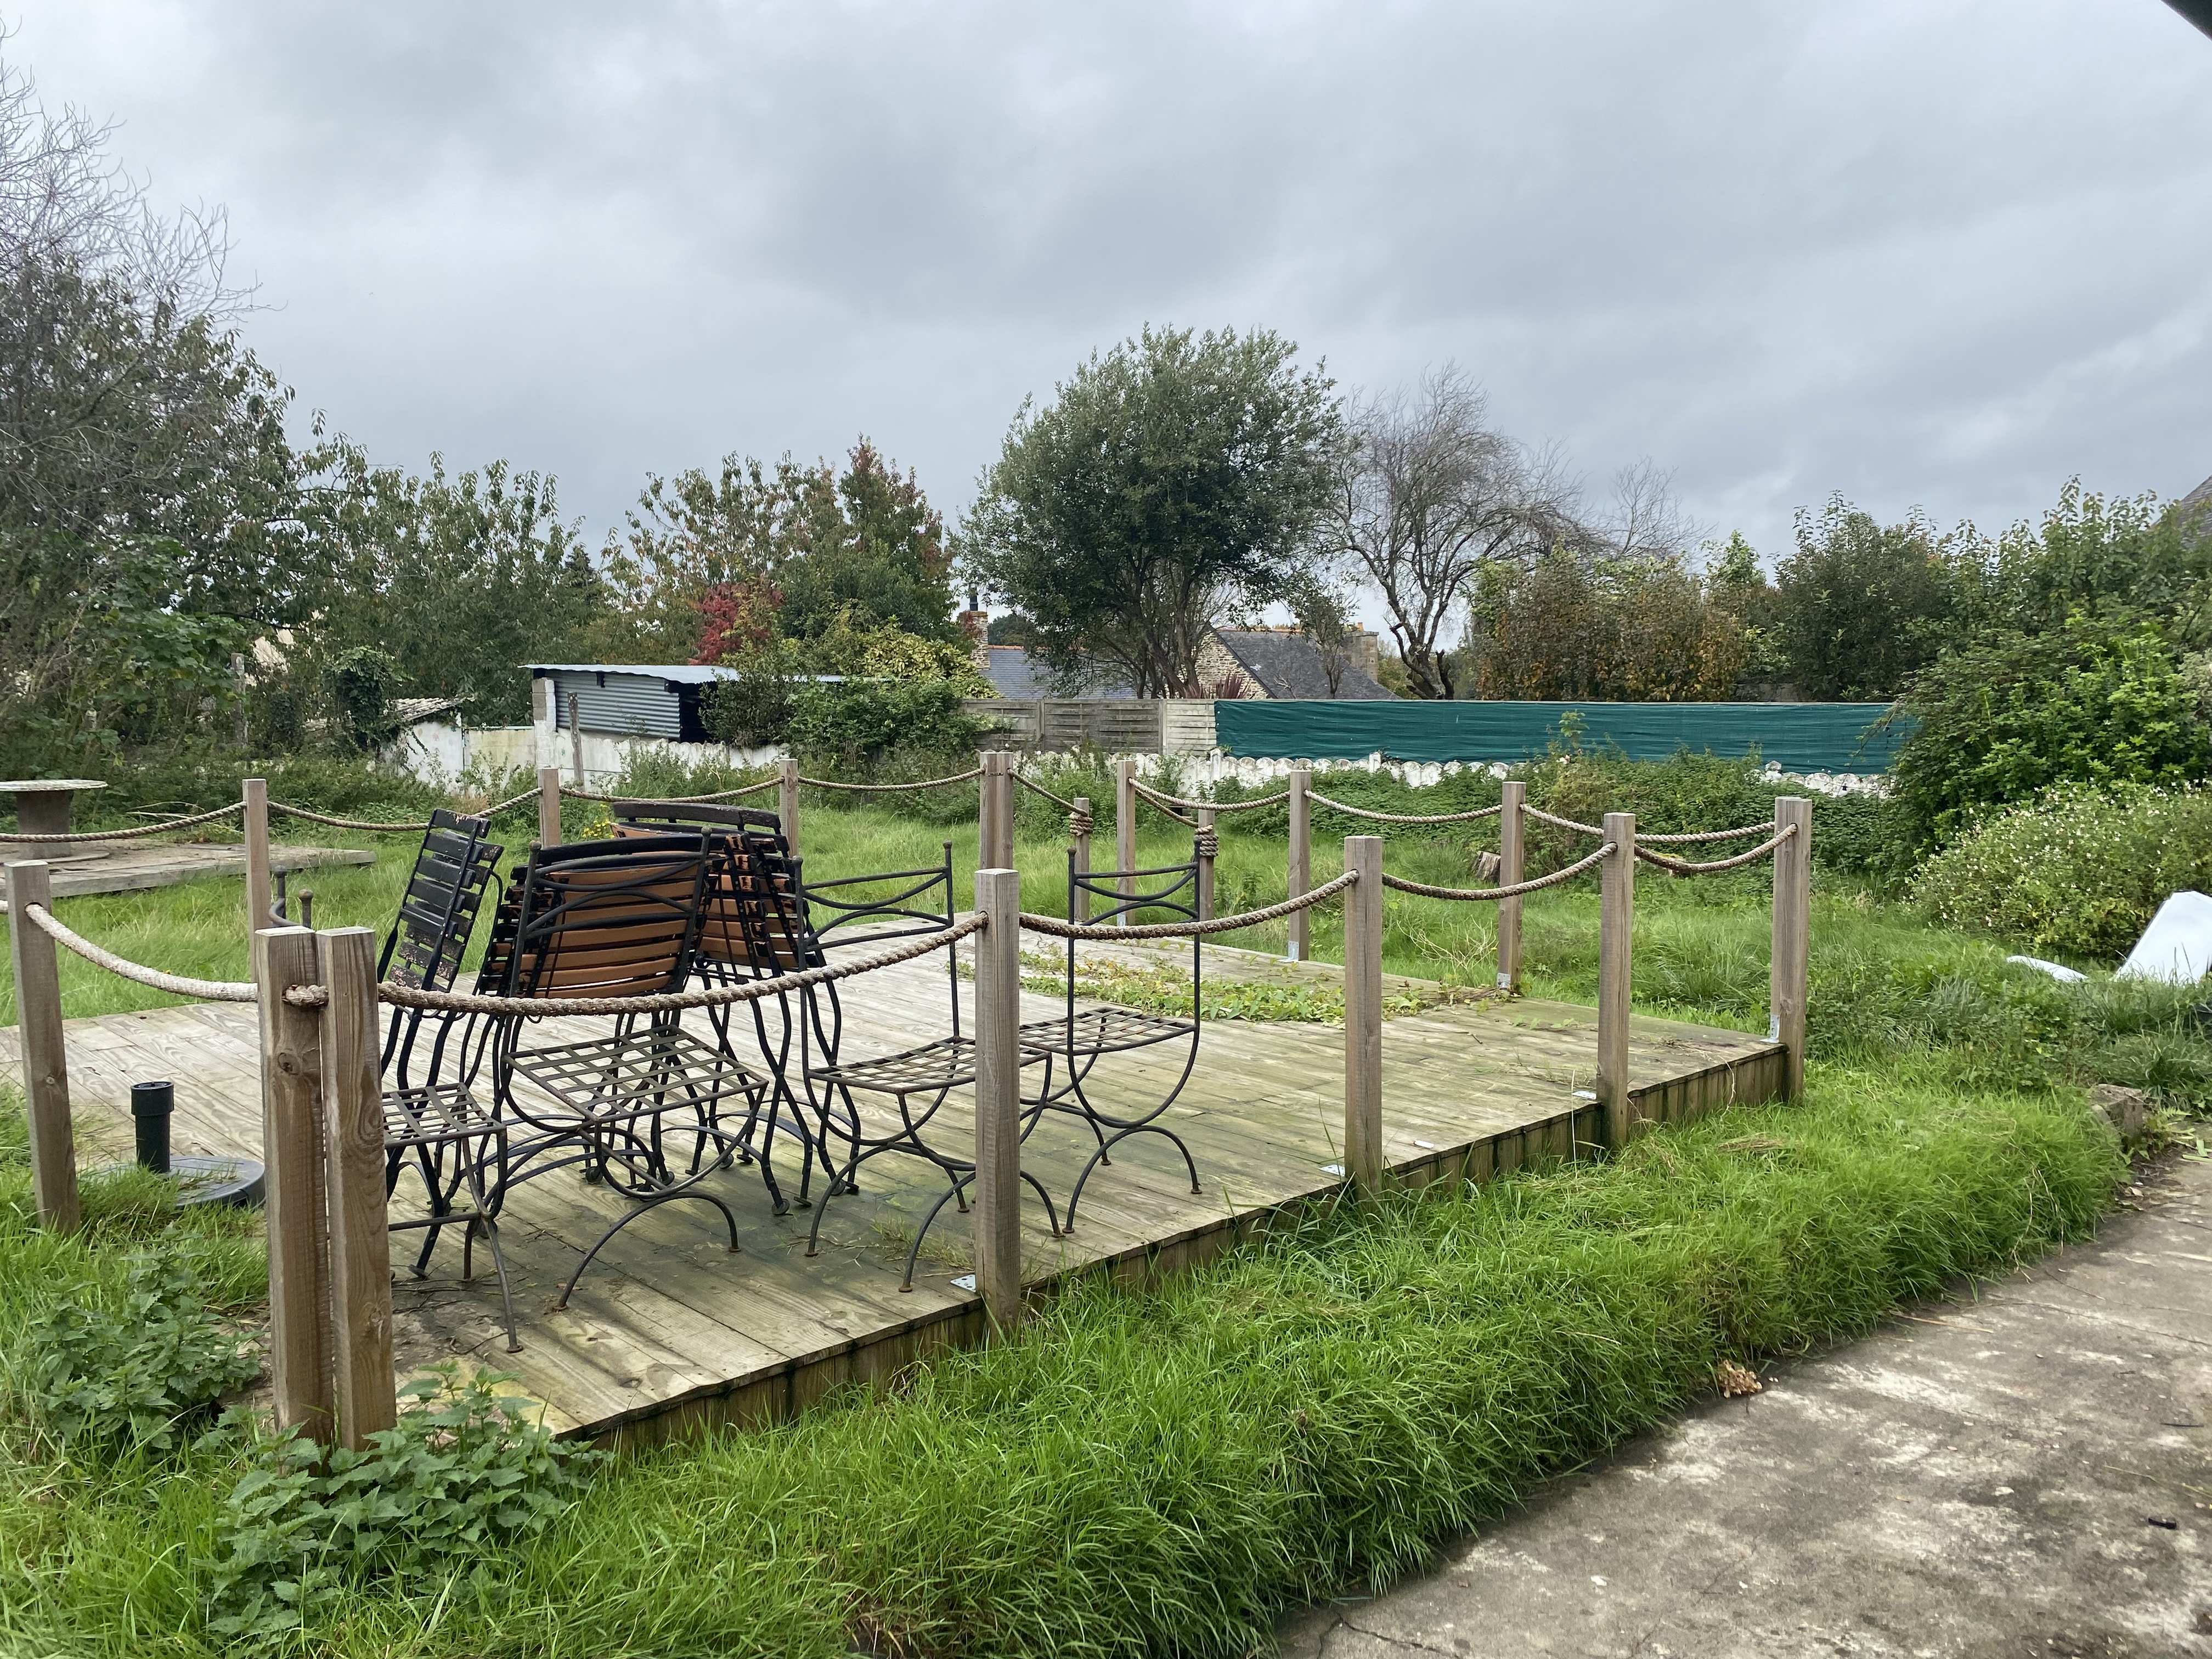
1771 497 1958 699
962 325 1343 697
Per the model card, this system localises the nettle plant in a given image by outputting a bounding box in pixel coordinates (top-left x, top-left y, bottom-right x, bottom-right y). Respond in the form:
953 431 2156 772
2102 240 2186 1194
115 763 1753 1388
24 1255 259 1458
208 1366 599 1643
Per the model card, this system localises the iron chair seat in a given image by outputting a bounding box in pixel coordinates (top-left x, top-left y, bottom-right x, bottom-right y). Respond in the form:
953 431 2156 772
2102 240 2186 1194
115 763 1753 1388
465 833 770 1333
770 844 1060 1289
608 802 820 1216
1021 845 1207 1231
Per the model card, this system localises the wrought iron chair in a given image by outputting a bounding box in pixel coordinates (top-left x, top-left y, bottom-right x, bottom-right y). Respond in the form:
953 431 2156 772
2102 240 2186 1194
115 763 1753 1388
608 800 820 1216
780 843 1058 1289
1019 844 1205 1231
373 811 517 1339
467 834 771 1327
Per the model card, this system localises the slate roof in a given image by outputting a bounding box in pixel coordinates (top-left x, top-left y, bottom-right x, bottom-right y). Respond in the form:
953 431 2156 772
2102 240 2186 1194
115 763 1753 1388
1212 630 1397 701
980 647 1134 698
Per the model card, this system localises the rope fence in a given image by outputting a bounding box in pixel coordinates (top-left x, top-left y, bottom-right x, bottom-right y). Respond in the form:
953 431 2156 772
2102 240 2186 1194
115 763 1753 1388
1378 842 1614 902
1127 781 1290 815
798 769 983 794
21 904 258 1002
0 802 246 843
1525 806 1604 837
566 778 780 804
1018 868 1358 940
1307 792 1503 826
1634 825 1796 875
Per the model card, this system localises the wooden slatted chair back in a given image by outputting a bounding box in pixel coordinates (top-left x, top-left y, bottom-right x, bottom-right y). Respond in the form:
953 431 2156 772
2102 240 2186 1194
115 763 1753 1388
482 834 711 1002
376 810 503 992
608 808 802 977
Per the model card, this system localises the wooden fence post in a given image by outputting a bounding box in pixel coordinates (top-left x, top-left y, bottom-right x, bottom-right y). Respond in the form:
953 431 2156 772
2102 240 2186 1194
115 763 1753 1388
244 777 273 967
1770 796 1813 1101
1071 797 1092 923
317 926 396 1448
5 861 80 1232
1597 811 1635 1149
1496 780 1525 992
979 752 1013 871
972 867 1023 1329
1193 808 1215 923
1342 836 1384 1196
537 765 562 847
1286 768 1312 962
256 924 333 1443
1115 758 1136 924
567 692 586 788
778 755 802 859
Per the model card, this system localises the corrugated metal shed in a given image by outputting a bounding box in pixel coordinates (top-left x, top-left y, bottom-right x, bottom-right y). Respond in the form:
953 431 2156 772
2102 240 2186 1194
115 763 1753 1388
528 665 850 743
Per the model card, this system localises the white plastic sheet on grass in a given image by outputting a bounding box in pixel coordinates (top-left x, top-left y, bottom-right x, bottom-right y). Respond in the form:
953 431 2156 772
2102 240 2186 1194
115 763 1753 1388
2117 891 2212 986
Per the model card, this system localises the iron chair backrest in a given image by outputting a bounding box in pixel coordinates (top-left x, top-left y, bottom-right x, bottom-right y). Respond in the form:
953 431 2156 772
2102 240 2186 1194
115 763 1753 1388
798 842 961 1032
377 810 503 992
476 834 712 1003
1064 842 1204 1007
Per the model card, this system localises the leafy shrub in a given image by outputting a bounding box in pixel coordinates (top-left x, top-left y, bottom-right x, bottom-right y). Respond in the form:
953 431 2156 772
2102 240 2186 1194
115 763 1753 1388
24 1255 258 1457
1910 785 2212 960
1888 613 2210 848
1773 496 1958 699
207 1367 597 1643
788 680 985 774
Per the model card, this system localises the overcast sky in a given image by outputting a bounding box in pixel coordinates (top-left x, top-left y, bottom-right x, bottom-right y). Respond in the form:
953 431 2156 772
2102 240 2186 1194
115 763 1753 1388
12 1 2211 588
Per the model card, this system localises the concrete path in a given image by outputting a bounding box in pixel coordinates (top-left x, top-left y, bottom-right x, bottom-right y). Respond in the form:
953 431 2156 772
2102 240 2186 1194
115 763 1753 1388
1280 1148 2212 1659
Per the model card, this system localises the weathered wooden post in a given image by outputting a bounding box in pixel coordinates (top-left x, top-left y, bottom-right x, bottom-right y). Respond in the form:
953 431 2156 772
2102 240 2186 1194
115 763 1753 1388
567 692 586 788
537 765 562 847
1342 836 1384 1197
244 777 273 962
1496 780 1526 992
256 924 333 1443
1597 811 1635 1149
1071 796 1092 923
778 755 802 859
1193 807 1216 923
972 867 1023 1329
1115 758 1137 923
317 926 396 1448
1770 796 1813 1101
5 861 80 1232
1286 768 1312 961
978 751 1013 871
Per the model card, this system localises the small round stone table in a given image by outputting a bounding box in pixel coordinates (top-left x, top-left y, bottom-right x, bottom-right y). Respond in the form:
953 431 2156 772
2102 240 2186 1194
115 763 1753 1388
0 778 111 862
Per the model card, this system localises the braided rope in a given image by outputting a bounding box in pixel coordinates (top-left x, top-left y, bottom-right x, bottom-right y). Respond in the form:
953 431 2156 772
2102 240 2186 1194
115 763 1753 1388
1525 806 1604 836
1018 869 1358 939
1128 781 1198 828
798 768 984 793
1010 772 1079 813
1307 792 1503 826
1128 782 1290 815
1635 821 1776 845
483 787 543 815
567 778 780 804
374 914 984 1015
1634 825 1796 874
21 904 258 1002
0 802 245 843
1378 842 1615 902
1193 830 1219 859
1067 811 1094 838
269 802 436 833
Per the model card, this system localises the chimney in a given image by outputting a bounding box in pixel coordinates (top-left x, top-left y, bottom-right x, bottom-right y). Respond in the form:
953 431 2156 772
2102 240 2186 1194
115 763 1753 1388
1350 624 1380 682
956 591 992 671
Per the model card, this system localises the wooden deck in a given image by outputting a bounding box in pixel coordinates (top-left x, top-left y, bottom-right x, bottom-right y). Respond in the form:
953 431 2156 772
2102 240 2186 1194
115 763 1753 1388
0 842 373 899
1 941 1782 1446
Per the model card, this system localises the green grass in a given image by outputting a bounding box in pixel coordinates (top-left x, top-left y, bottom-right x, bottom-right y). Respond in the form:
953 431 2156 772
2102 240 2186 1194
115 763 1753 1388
0 776 2176 1655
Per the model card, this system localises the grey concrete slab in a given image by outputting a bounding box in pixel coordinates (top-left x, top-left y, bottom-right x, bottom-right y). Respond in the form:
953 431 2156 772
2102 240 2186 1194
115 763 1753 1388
1280 1149 2212 1659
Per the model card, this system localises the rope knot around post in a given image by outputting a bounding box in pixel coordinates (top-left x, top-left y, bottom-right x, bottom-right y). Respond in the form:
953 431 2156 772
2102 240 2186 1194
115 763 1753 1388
1192 828 1219 859
1066 809 1094 838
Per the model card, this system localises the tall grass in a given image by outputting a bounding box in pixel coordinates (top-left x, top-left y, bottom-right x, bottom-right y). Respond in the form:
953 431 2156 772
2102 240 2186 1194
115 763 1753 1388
0 1072 2120 1656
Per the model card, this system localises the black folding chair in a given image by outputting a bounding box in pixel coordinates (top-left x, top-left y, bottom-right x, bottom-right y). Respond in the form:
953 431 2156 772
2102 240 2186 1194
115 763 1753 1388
373 812 516 1339
466 834 771 1328
1019 842 1205 1231
778 844 1058 1289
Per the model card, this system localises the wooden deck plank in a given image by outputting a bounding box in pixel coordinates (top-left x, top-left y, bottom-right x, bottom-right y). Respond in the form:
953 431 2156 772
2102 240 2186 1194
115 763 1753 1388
2 952 1787 1443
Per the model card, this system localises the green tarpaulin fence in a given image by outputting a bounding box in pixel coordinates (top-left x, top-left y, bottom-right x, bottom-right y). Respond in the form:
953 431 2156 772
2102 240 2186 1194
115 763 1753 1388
1214 699 1905 773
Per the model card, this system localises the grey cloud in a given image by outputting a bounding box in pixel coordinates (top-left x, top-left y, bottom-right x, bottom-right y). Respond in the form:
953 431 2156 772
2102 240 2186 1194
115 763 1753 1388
12 0 2210 575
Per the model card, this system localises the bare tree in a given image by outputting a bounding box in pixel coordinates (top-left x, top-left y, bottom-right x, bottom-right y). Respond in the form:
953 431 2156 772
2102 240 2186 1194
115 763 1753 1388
1599 458 1703 566
1321 364 1579 700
